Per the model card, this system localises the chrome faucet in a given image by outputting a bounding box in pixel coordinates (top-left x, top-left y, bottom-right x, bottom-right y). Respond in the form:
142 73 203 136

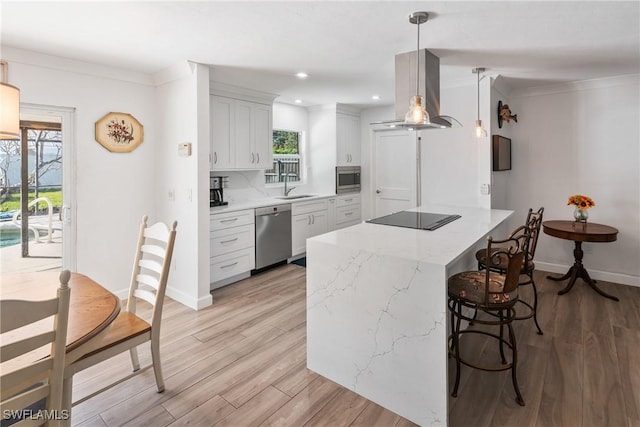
278 160 296 196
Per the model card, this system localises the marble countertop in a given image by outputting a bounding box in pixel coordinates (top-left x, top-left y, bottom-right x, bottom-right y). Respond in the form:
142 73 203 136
309 204 513 266
209 193 336 214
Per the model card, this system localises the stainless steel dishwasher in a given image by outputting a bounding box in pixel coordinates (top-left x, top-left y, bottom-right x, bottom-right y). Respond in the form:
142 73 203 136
255 204 292 270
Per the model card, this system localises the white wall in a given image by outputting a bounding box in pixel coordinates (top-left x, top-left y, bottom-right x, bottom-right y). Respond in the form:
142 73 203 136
422 83 492 209
4 47 157 298
155 62 212 310
490 76 514 210
508 75 640 285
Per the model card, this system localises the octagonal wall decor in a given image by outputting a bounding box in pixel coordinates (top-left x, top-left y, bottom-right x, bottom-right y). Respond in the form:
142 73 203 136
95 112 144 153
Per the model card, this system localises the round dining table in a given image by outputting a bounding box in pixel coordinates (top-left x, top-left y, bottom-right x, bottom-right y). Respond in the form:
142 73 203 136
542 220 619 301
1 271 121 355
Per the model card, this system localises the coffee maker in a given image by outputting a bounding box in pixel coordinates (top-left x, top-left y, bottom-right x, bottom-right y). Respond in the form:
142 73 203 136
210 176 228 207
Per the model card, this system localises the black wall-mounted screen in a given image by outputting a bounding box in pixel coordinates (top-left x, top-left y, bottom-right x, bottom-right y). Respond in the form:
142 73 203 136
492 135 512 171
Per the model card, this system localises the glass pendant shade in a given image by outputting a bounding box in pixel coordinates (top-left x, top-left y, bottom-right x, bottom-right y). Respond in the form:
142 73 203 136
474 119 487 138
405 95 430 125
0 82 20 139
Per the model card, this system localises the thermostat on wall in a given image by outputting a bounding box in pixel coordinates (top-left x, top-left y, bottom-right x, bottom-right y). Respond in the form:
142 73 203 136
178 142 192 156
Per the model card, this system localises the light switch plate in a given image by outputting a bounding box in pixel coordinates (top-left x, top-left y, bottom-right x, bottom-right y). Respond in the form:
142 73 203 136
178 142 191 156
481 184 491 195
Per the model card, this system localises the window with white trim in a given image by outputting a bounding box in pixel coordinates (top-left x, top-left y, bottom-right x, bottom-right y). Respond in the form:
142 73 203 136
265 130 302 184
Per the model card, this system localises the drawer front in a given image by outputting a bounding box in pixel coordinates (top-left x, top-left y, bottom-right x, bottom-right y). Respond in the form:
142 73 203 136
292 199 328 216
210 248 255 283
336 205 361 225
210 209 254 231
210 224 255 257
336 194 360 207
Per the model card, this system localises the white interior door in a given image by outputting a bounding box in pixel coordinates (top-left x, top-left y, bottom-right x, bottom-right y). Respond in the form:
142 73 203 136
373 129 416 217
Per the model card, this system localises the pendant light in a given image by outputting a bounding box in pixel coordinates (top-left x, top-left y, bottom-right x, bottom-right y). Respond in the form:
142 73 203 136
0 61 20 140
472 67 487 138
404 11 429 126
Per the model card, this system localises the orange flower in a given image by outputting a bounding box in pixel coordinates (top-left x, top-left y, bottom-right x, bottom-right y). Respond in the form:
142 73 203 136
567 194 596 209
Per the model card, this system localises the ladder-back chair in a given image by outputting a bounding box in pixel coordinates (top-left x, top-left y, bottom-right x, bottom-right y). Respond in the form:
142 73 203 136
68 215 177 405
1 270 71 426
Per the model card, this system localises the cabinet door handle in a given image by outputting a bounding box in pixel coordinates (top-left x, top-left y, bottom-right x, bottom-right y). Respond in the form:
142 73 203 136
214 152 218 164
346 154 349 163
251 153 255 163
220 261 238 269
312 214 315 224
220 218 238 224
348 154 351 163
220 237 238 244
256 153 260 163
307 215 311 225
344 198 352 202
345 212 353 216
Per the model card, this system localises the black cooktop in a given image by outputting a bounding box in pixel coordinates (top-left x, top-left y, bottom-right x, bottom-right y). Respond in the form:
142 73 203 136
366 211 461 231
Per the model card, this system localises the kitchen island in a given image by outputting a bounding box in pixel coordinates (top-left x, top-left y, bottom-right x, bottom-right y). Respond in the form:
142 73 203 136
306 204 513 426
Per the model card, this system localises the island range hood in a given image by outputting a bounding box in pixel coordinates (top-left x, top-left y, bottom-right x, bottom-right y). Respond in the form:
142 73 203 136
372 48 461 130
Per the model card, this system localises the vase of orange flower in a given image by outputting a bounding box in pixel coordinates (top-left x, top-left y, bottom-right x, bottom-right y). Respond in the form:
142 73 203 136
567 194 595 223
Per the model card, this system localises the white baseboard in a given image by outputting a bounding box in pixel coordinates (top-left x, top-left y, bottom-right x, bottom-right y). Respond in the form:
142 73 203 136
165 286 212 310
116 287 212 310
536 261 640 287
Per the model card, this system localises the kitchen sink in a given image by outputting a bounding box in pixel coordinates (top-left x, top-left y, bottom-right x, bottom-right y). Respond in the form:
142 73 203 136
275 194 315 200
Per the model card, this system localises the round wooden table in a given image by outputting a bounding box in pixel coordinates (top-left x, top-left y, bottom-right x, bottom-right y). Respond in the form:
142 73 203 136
542 220 619 301
1 271 121 359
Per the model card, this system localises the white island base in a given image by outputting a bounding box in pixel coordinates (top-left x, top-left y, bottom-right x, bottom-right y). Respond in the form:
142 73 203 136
306 205 512 426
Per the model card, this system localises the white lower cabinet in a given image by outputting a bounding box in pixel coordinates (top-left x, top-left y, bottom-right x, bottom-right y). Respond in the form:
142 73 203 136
334 194 361 229
291 199 328 257
210 209 255 289
210 248 255 284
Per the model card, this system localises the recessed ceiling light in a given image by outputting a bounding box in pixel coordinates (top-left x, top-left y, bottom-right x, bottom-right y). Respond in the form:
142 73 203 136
294 99 303 104
296 72 308 79
372 95 381 100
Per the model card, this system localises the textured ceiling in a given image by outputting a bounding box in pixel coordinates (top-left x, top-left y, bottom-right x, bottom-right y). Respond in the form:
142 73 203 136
1 1 638 108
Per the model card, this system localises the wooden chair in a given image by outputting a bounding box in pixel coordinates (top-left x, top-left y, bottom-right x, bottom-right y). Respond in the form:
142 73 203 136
68 215 177 405
475 207 544 334
1 270 71 426
448 229 527 406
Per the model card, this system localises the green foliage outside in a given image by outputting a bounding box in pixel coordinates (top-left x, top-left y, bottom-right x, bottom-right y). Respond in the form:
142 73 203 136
0 189 62 212
273 130 299 154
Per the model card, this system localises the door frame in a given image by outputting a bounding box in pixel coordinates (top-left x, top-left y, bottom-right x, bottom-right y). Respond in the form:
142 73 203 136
21 103 77 270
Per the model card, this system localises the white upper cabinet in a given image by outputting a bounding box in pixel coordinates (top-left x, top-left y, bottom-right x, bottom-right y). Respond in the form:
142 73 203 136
210 84 276 171
210 96 235 169
336 112 360 166
234 101 272 169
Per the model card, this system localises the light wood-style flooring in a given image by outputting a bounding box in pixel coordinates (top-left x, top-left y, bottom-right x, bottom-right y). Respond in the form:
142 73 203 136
71 264 640 427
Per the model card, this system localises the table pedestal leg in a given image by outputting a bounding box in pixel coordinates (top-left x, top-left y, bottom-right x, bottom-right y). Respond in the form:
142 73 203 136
546 241 619 301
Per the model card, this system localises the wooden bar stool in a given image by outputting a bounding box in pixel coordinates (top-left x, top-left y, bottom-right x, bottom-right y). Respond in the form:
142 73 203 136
476 207 544 334
448 229 528 406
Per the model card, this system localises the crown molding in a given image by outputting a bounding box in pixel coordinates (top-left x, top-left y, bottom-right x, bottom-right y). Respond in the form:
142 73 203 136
511 74 639 98
209 81 278 105
1 46 154 86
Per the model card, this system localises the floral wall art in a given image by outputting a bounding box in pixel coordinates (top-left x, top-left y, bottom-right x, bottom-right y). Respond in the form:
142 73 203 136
95 112 144 152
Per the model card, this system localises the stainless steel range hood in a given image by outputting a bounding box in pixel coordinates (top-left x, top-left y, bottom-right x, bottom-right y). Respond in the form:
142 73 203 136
373 49 461 130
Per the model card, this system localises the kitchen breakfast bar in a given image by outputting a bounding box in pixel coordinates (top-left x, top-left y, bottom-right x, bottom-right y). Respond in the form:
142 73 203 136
306 205 513 426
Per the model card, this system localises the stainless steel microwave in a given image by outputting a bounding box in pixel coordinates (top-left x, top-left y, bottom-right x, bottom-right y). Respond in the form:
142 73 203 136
336 166 361 194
